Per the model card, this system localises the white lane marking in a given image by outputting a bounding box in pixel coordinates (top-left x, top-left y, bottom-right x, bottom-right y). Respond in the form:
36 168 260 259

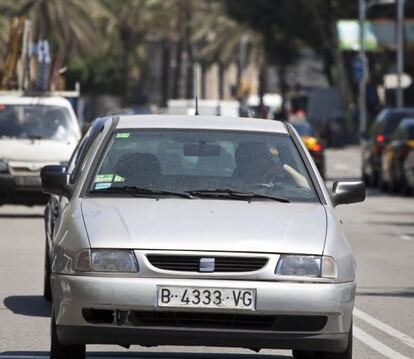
354 308 414 350
354 326 412 359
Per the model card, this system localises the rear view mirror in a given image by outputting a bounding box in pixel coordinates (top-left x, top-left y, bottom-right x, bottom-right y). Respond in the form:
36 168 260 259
184 143 221 157
332 180 365 207
41 165 69 197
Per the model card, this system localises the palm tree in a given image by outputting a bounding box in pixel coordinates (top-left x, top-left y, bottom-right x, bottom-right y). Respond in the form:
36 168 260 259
10 0 110 56
193 1 263 100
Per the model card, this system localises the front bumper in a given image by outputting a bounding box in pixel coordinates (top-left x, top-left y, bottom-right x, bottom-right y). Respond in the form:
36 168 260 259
52 275 355 352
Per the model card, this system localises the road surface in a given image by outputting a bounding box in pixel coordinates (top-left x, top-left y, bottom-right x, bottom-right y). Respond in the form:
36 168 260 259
0 146 413 358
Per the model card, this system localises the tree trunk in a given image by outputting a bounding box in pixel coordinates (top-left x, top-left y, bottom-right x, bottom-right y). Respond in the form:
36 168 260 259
278 63 288 119
184 1 193 99
258 64 267 106
172 40 183 99
186 43 193 99
201 62 206 99
121 40 130 106
218 62 225 100
160 40 171 107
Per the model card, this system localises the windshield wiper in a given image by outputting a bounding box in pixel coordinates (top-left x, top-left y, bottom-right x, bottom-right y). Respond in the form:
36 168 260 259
187 189 290 203
90 186 193 199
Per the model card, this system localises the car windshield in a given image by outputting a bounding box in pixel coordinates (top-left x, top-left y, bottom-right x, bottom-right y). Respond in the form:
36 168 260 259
0 104 77 141
89 129 319 203
292 122 314 137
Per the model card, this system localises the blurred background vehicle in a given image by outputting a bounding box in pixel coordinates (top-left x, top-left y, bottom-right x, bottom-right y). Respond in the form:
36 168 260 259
381 118 414 194
291 120 326 179
361 108 414 187
0 95 80 205
404 138 414 195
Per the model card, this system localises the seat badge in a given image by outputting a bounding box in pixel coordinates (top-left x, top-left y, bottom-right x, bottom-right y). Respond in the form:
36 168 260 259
199 257 215 272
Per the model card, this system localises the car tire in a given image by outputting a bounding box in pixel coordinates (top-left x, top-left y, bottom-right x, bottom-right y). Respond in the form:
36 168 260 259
50 312 85 359
316 324 353 359
292 350 315 358
43 243 52 302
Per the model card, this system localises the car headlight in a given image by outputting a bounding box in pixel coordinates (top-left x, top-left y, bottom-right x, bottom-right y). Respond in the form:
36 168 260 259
0 159 9 173
75 249 139 273
275 255 337 279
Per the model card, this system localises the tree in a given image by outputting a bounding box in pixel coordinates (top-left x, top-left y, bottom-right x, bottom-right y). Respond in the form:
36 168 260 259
223 0 302 106
8 0 109 56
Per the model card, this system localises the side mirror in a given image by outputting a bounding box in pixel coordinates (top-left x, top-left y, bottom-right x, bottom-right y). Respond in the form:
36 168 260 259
332 180 365 207
41 165 70 197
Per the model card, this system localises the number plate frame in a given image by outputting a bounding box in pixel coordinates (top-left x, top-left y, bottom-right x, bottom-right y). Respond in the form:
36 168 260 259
156 286 256 311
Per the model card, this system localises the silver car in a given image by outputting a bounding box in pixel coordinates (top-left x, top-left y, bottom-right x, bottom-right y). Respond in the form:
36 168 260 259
41 115 365 359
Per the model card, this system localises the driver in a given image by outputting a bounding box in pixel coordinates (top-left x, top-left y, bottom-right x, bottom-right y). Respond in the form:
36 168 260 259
232 142 310 190
232 142 282 184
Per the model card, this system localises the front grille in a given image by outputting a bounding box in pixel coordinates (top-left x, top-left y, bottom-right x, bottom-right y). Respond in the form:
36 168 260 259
82 309 328 332
146 254 268 272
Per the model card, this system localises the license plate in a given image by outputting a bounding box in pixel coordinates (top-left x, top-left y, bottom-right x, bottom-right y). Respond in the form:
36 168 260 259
157 286 256 311
15 176 41 187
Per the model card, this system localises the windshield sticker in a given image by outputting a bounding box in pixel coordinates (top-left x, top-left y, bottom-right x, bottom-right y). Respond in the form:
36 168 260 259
95 182 112 190
114 175 125 182
116 133 130 139
95 174 114 183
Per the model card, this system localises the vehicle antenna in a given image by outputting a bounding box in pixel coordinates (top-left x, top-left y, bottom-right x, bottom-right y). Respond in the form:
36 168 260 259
194 63 199 116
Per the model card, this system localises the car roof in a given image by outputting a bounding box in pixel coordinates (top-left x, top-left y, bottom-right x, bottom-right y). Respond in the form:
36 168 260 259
116 115 288 134
0 95 73 108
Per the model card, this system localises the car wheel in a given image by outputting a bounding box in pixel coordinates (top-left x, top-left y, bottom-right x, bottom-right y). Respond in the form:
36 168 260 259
292 350 315 358
316 325 353 359
50 312 85 359
43 243 52 302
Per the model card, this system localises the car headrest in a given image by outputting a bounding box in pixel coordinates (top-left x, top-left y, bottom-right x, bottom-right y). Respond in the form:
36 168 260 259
115 153 161 186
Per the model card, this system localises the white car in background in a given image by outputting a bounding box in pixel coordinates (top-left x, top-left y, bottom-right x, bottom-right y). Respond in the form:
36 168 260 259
0 96 80 205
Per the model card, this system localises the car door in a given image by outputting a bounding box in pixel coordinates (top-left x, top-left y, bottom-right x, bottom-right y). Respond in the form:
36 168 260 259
45 119 106 255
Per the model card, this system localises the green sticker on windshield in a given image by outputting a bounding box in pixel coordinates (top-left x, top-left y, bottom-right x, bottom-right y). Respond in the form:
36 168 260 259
95 174 114 183
116 133 130 139
114 175 125 182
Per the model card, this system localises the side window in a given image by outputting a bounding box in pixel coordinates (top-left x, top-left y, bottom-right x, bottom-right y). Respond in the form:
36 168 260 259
68 133 90 184
69 121 105 184
75 129 105 181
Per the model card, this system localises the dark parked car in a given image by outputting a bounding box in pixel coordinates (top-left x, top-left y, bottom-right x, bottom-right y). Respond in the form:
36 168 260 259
291 121 326 178
362 108 414 186
381 119 414 194
404 140 414 195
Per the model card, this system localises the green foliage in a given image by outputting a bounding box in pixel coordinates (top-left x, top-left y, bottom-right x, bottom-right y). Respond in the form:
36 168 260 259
0 0 359 97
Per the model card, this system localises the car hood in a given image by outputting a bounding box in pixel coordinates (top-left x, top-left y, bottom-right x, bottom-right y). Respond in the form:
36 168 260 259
0 138 76 162
81 198 327 255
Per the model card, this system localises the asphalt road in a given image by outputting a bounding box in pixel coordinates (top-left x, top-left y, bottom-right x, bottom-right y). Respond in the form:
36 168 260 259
0 146 413 359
